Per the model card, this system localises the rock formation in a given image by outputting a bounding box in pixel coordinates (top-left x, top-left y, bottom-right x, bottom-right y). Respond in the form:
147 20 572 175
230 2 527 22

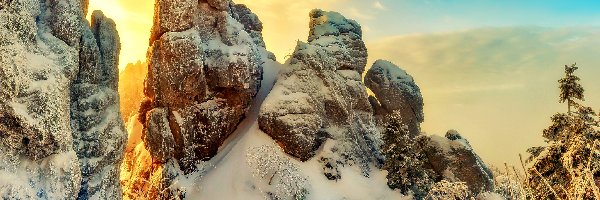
0 0 496 198
121 0 273 198
365 60 424 136
138 0 265 171
425 130 495 194
258 8 493 195
0 0 126 199
71 10 126 199
258 10 380 174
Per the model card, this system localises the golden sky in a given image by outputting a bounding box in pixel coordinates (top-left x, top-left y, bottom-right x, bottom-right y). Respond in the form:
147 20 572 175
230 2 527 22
87 0 352 69
87 0 154 70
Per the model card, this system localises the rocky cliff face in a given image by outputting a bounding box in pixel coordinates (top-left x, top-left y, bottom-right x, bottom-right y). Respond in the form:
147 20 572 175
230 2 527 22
118 61 148 124
0 0 126 199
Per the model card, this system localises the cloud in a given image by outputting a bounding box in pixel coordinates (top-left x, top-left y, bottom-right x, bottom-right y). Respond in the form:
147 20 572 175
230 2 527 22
347 7 375 20
367 26 600 167
373 1 387 10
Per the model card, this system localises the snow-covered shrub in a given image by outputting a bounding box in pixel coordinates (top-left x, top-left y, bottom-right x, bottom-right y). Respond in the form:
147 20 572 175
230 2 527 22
424 180 473 200
246 145 309 200
382 112 434 199
490 165 526 200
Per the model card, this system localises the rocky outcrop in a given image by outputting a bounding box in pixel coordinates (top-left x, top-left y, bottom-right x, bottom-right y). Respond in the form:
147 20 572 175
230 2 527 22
0 0 125 199
365 60 424 136
258 9 381 174
425 130 495 194
257 9 493 195
139 0 264 172
70 10 126 199
231 4 276 60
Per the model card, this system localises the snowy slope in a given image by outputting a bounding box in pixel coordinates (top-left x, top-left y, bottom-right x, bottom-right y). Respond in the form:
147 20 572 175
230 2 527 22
178 56 407 200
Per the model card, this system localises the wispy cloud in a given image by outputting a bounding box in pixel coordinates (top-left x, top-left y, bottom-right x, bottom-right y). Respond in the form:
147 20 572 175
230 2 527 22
347 7 375 20
373 1 387 10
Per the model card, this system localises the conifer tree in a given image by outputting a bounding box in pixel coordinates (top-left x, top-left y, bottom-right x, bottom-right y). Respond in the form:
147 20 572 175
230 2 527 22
382 111 434 199
559 63 584 114
525 63 600 199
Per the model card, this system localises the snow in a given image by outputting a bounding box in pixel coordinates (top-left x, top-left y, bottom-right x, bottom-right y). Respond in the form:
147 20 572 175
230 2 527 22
371 60 417 94
428 134 472 154
477 192 506 200
0 149 81 199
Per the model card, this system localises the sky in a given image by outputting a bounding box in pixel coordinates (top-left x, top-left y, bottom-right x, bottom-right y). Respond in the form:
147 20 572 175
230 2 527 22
88 0 600 167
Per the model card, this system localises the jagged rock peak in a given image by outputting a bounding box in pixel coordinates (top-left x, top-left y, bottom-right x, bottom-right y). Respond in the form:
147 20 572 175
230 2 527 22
365 59 424 135
287 9 368 74
120 0 275 198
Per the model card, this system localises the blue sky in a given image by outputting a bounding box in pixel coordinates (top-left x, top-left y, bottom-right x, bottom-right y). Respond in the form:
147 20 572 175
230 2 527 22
342 0 600 40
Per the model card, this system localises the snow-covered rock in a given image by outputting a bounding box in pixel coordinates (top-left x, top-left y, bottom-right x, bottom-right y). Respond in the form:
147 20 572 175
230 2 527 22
365 59 424 136
124 0 269 198
425 130 495 194
258 9 381 177
140 0 264 170
0 0 126 199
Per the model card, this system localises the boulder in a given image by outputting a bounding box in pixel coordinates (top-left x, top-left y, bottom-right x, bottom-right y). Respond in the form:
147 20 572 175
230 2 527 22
365 59 424 136
424 130 495 194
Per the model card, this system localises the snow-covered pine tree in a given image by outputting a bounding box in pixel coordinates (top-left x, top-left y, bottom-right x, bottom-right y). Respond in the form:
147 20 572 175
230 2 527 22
382 111 434 199
525 63 600 199
559 63 585 114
